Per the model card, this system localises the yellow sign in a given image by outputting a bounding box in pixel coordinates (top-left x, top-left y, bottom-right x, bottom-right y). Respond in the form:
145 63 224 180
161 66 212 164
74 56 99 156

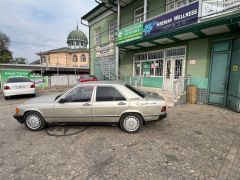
232 65 238 72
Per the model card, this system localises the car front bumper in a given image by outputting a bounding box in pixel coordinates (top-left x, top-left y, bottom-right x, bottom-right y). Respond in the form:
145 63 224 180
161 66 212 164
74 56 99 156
13 114 24 124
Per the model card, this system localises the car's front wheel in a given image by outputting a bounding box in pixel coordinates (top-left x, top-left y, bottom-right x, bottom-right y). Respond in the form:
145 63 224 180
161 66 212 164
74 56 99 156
23 111 46 131
119 113 143 133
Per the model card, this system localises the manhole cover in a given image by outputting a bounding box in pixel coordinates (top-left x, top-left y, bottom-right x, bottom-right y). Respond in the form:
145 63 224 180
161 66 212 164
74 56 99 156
45 126 88 136
165 154 178 162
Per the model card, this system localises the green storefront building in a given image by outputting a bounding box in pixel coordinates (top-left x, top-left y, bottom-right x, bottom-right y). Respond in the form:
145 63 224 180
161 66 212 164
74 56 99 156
82 0 240 112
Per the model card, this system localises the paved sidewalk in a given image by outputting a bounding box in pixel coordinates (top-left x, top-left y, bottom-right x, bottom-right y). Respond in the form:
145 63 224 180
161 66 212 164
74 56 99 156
0 92 239 179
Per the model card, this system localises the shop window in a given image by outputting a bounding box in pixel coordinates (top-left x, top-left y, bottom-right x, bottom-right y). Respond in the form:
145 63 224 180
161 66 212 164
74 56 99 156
109 22 118 41
166 0 196 12
80 54 86 62
134 6 144 24
134 62 141 76
134 51 164 77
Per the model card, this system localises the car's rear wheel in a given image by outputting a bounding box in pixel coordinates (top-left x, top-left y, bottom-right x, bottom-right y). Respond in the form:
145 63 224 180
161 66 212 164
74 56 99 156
23 111 46 131
119 113 143 133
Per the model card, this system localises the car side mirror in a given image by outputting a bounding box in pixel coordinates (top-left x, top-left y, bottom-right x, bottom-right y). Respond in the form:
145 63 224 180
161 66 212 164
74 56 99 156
59 97 67 104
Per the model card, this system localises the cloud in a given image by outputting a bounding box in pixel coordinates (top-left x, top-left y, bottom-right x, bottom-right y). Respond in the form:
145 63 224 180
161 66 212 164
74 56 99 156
0 0 97 62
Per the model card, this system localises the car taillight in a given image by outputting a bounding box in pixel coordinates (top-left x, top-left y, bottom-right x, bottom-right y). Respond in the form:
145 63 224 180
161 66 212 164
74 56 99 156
16 107 20 114
30 84 35 88
4 86 10 90
161 106 166 112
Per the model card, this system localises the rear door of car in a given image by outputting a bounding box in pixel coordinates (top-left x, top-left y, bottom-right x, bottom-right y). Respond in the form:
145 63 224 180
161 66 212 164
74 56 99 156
92 85 129 122
53 86 94 122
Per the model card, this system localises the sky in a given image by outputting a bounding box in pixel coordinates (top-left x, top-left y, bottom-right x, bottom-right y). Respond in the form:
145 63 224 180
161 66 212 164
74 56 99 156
0 0 97 63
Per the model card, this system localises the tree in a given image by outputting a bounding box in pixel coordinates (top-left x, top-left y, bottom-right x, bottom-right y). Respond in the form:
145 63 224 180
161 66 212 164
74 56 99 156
0 32 13 63
11 57 28 64
0 49 13 64
0 32 10 51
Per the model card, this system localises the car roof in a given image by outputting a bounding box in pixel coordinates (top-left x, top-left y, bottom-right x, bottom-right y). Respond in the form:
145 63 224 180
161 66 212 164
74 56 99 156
77 81 125 86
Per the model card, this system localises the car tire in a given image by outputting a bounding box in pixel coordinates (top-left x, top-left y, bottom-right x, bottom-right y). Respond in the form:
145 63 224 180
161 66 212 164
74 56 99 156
31 94 36 97
4 96 9 100
23 111 46 131
119 113 143 133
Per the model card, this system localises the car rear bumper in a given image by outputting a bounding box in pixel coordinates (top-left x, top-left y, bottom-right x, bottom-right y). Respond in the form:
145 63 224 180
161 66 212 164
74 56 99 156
158 112 167 120
4 88 35 97
144 112 167 122
13 114 24 124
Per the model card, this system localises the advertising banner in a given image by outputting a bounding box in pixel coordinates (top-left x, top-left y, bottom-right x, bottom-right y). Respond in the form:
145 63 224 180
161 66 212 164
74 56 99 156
144 1 199 38
0 70 48 88
201 0 240 17
117 23 143 44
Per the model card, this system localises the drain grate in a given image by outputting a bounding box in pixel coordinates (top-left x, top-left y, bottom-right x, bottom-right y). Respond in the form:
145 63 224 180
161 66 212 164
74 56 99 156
193 130 203 135
165 154 178 162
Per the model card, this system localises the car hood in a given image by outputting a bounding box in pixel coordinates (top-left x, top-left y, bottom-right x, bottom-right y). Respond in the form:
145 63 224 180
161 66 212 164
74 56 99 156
24 94 60 104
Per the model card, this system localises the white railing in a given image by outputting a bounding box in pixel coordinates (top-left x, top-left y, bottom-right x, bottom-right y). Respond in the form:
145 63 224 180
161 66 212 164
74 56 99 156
173 76 190 100
98 59 144 88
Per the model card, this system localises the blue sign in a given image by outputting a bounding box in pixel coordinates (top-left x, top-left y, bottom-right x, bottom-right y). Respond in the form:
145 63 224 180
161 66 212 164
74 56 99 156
144 2 199 37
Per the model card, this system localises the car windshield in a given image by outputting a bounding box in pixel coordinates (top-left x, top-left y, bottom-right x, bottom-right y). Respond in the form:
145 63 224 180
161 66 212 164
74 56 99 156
125 84 145 98
6 77 32 83
81 75 89 79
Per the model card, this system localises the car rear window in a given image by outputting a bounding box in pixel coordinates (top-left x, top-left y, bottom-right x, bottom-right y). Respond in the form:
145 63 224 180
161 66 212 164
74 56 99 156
6 77 32 83
125 84 145 98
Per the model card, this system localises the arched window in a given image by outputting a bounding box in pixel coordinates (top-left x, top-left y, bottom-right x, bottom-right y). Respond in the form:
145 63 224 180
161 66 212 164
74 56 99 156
80 54 86 62
72 55 78 62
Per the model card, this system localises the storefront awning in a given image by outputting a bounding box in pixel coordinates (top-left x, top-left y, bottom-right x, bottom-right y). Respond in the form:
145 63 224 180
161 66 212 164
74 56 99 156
117 1 240 49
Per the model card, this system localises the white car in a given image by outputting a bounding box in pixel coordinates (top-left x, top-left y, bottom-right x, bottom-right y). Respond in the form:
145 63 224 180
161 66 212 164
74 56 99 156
3 77 36 99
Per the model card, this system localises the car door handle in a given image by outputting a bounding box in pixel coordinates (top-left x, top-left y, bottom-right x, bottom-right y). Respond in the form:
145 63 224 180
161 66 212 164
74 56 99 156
83 103 91 106
118 102 126 105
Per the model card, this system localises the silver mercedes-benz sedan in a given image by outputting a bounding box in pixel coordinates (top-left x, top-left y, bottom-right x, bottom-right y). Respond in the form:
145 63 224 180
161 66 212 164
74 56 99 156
13 81 167 133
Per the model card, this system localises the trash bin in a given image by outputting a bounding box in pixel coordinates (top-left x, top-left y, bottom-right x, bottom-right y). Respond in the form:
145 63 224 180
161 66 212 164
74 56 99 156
187 85 197 104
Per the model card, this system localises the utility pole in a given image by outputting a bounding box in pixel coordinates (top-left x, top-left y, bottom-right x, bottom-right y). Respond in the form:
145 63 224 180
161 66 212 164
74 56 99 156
40 51 43 76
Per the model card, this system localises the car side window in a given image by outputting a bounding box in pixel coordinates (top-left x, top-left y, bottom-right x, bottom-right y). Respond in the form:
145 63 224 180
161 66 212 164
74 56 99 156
96 86 126 102
64 86 93 103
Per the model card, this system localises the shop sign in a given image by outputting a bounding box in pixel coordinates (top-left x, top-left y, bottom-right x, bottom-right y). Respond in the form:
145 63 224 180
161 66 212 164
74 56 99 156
117 23 143 44
143 1 199 38
96 43 114 58
201 0 240 18
189 59 197 64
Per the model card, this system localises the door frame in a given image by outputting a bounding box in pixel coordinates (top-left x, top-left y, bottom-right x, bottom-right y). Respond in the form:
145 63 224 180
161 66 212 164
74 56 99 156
163 55 186 91
207 40 232 106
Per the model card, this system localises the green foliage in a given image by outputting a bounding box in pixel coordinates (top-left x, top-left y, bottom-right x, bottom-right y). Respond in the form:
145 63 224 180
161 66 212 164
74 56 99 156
0 49 13 64
0 32 13 63
11 57 28 64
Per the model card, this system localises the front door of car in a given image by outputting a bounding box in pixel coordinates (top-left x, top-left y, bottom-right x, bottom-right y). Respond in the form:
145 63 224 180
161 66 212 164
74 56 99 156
53 86 94 122
92 86 129 123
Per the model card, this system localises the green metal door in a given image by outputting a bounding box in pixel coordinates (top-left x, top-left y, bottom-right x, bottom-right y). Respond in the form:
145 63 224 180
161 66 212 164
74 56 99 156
226 39 240 112
208 41 231 105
